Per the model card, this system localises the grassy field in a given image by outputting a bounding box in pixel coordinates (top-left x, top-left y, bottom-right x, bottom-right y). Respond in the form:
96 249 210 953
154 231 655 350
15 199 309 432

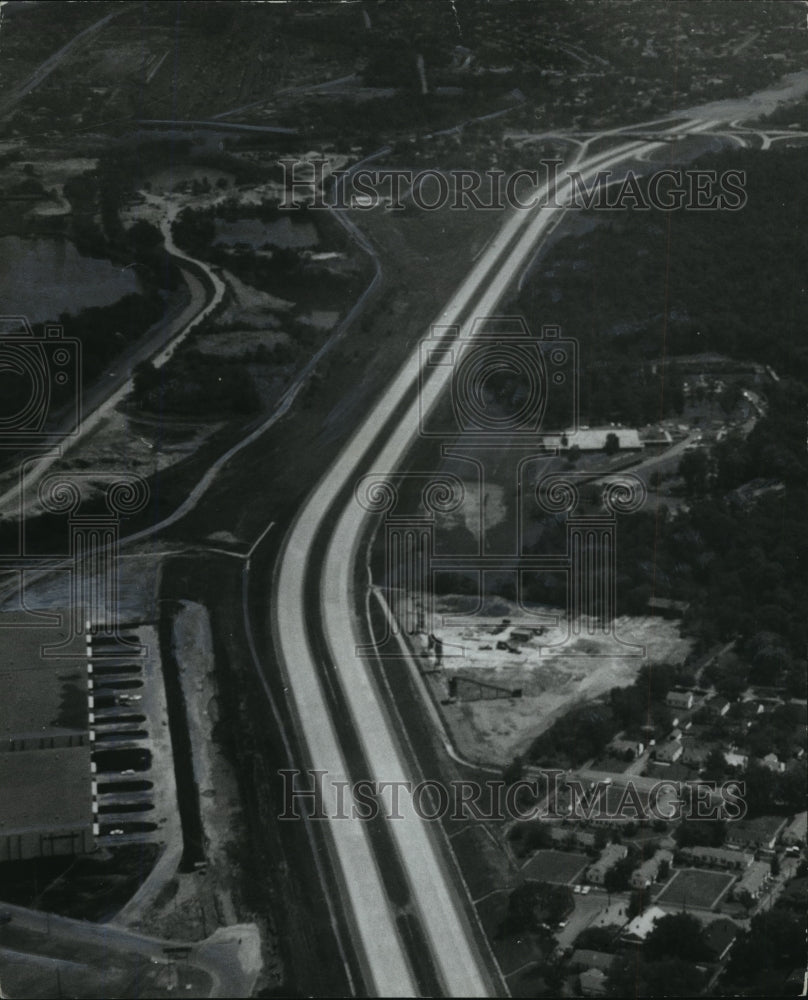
522 850 588 885
656 867 735 909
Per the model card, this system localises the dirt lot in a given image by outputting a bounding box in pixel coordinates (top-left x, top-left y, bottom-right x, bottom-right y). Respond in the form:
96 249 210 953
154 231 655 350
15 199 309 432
421 595 693 766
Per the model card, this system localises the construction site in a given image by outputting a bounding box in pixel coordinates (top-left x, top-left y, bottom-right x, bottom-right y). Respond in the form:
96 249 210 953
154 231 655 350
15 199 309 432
412 595 693 766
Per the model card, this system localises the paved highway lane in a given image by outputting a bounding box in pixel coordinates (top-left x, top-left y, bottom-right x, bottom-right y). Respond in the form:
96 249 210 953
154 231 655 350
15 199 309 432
0 7 128 119
271 117 723 997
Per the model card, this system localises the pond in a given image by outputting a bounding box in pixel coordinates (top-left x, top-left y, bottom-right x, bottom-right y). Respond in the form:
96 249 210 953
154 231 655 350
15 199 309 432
0 236 141 323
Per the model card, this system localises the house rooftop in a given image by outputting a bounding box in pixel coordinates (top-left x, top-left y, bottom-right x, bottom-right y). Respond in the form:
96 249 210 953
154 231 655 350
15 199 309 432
703 918 739 959
735 860 769 895
726 815 787 845
622 905 666 942
570 950 615 972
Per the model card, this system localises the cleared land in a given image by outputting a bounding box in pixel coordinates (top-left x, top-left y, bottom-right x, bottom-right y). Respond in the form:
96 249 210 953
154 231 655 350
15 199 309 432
420 595 693 766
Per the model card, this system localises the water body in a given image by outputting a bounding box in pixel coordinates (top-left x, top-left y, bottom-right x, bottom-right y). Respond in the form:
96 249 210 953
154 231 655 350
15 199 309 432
214 215 319 249
0 236 140 323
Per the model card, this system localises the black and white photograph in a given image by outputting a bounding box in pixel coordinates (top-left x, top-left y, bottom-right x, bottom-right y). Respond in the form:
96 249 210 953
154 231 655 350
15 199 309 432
0 1 806 997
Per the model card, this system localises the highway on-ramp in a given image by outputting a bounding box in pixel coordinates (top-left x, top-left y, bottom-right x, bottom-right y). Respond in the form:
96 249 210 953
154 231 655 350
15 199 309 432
271 116 720 997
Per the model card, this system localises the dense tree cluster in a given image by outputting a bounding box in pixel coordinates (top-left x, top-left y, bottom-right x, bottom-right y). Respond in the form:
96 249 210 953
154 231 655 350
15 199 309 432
528 663 683 766
516 149 808 385
720 908 806 995
131 354 260 418
498 881 573 938
645 913 711 963
607 955 706 998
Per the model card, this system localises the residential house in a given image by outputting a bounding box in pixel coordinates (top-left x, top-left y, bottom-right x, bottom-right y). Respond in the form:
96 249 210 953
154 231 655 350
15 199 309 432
621 905 667 945
548 825 596 850
569 950 615 973
723 751 748 769
655 740 683 764
703 918 739 962
608 737 645 759
681 740 713 768
705 695 731 718
679 846 753 870
761 752 785 773
732 860 769 901
725 816 787 852
579 968 608 997
666 690 694 710
629 849 674 889
586 843 628 885
586 784 657 827
782 812 807 847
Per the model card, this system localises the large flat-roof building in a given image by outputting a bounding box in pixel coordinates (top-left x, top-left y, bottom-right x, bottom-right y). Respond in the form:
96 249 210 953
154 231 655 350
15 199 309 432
0 747 95 860
0 613 95 861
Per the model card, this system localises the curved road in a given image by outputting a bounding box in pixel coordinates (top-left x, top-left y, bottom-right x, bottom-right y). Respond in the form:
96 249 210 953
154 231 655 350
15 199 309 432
271 115 721 997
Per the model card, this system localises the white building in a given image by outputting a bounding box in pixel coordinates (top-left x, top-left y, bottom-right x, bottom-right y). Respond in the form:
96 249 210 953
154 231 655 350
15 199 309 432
621 905 667 944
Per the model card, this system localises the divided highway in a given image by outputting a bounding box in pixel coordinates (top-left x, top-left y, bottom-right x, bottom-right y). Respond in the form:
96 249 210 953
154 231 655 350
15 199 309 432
272 116 720 997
